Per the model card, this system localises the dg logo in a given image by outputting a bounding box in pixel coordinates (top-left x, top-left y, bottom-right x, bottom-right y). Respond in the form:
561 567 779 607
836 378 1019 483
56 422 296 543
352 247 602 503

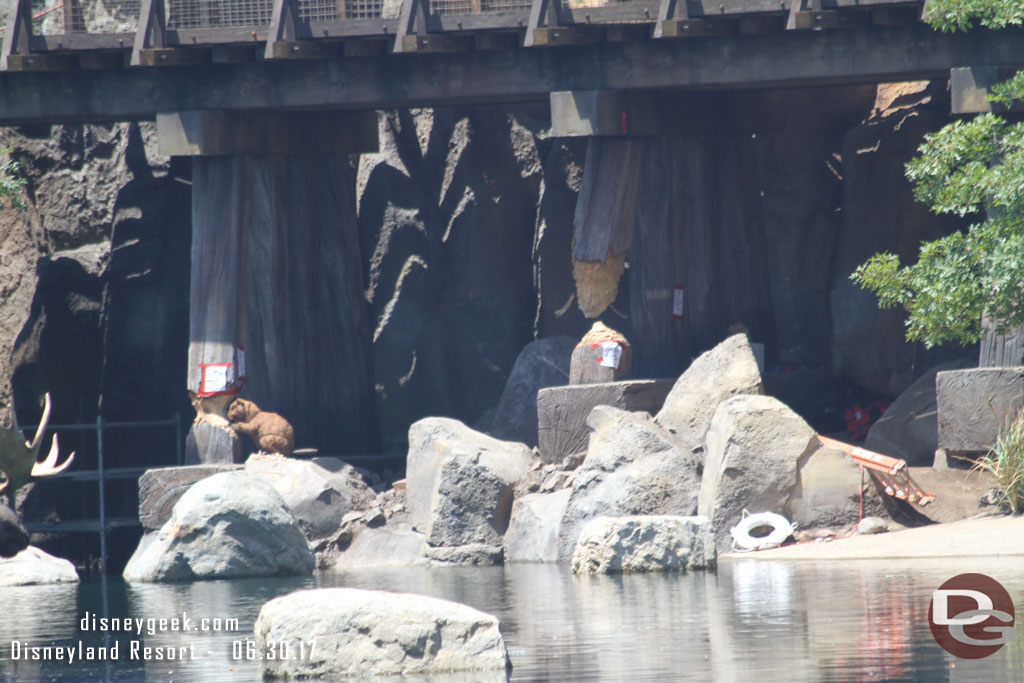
929 573 1015 659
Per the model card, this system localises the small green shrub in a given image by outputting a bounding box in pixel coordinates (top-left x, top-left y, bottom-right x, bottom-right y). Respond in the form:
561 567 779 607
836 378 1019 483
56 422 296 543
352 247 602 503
975 410 1024 514
0 148 26 210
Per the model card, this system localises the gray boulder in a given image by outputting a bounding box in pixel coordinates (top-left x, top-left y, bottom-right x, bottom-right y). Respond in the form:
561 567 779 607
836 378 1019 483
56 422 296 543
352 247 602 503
0 546 79 586
244 455 375 558
699 395 849 553
655 333 764 461
570 515 716 574
254 588 511 679
490 336 576 446
504 489 571 563
865 360 971 466
557 406 701 561
332 522 429 568
123 471 315 582
406 418 534 553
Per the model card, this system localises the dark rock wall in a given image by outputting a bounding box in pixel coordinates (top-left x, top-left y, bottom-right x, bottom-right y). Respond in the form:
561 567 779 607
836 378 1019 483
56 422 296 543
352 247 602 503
0 123 191 470
0 81 975 460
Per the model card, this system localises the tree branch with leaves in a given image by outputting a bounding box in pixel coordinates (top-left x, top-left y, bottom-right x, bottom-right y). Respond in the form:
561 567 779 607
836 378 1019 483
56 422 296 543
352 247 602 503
851 3 1024 348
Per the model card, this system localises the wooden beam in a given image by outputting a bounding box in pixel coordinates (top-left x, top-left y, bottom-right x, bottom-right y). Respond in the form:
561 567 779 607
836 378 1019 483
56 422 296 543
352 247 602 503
265 0 306 59
343 38 388 56
1 0 33 72
78 52 128 70
393 0 429 53
653 0 682 39
531 24 602 45
524 0 564 47
131 0 167 67
270 40 337 59
475 31 521 50
660 18 736 37
2 24 1023 125
792 9 870 29
4 53 76 71
136 47 211 67
606 25 652 42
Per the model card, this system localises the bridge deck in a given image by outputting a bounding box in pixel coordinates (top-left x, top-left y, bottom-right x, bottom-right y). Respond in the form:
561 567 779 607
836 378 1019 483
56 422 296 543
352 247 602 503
0 0 1020 123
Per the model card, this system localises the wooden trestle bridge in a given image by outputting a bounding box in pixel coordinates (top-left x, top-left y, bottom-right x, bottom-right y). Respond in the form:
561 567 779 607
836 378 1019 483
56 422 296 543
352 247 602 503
0 0 1021 123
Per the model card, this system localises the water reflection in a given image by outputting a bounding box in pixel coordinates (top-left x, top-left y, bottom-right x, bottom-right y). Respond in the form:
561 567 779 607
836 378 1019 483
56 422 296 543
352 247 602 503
2 558 1024 681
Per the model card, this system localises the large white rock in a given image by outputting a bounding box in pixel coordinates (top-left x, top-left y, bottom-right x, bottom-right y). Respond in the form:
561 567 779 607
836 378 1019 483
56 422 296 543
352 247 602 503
504 489 571 563
332 523 429 568
254 588 511 679
557 406 701 561
0 546 79 586
406 418 534 553
570 516 716 574
123 471 315 582
655 333 764 460
698 395 818 553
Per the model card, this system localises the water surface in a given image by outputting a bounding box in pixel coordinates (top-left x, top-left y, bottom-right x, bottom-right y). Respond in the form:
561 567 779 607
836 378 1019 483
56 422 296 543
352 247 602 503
2 557 1022 681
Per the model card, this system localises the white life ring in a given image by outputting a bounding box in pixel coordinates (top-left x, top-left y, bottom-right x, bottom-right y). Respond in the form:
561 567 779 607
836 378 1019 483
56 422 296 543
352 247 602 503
729 511 795 551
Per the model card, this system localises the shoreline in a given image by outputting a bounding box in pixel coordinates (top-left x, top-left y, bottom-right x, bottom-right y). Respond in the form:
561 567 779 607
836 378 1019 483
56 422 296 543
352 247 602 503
721 513 1020 561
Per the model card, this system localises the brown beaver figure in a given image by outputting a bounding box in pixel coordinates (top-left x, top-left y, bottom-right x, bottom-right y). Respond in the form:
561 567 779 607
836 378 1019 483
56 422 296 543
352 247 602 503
227 398 295 458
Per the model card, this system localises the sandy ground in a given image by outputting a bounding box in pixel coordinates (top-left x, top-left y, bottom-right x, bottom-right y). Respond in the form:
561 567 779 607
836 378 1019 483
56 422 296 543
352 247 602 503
722 465 1015 561
722 514 1023 561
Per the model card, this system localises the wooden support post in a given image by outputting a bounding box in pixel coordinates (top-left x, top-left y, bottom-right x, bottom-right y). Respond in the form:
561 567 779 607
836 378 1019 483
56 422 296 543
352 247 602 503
653 0 681 39
1 0 33 72
393 0 429 53
786 0 815 30
265 0 311 59
131 0 167 66
524 0 564 47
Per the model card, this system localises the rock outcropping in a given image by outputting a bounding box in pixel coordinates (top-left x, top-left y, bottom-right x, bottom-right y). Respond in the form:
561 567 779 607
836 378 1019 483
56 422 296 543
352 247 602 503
570 515 716 574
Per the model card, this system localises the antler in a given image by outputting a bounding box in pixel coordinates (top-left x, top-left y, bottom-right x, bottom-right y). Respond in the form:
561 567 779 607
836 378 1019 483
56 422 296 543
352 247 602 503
0 393 75 506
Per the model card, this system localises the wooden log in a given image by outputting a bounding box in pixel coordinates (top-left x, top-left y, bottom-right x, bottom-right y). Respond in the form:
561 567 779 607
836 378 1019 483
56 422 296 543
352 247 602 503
572 138 643 318
537 379 674 462
189 152 380 457
569 321 632 384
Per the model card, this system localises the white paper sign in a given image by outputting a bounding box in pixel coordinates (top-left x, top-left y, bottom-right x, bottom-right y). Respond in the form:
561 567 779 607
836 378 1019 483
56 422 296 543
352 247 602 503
673 286 684 319
599 341 622 369
202 365 229 394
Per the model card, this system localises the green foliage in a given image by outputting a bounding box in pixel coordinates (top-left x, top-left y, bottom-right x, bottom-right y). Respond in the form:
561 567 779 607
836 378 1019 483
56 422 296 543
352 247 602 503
974 410 1024 514
851 1 1024 348
926 0 1023 32
0 148 26 210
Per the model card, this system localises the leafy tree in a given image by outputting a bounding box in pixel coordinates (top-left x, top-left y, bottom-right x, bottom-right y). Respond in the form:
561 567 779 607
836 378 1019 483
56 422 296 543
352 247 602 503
851 4 1024 348
0 148 26 210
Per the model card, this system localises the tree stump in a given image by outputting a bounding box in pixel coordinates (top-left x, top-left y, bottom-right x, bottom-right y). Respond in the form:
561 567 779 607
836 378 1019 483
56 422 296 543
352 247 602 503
569 322 633 384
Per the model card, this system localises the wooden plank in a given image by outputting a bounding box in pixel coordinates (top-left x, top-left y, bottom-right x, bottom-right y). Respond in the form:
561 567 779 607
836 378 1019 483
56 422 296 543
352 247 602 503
270 40 336 58
606 24 652 41
343 38 389 56
77 51 129 70
979 314 1024 367
562 4 657 24
211 45 258 62
433 12 530 32
793 9 870 29
4 53 76 71
136 47 211 66
530 25 603 45
660 17 735 36
400 34 475 52
31 33 134 51
572 138 644 263
739 13 785 33
474 31 521 50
